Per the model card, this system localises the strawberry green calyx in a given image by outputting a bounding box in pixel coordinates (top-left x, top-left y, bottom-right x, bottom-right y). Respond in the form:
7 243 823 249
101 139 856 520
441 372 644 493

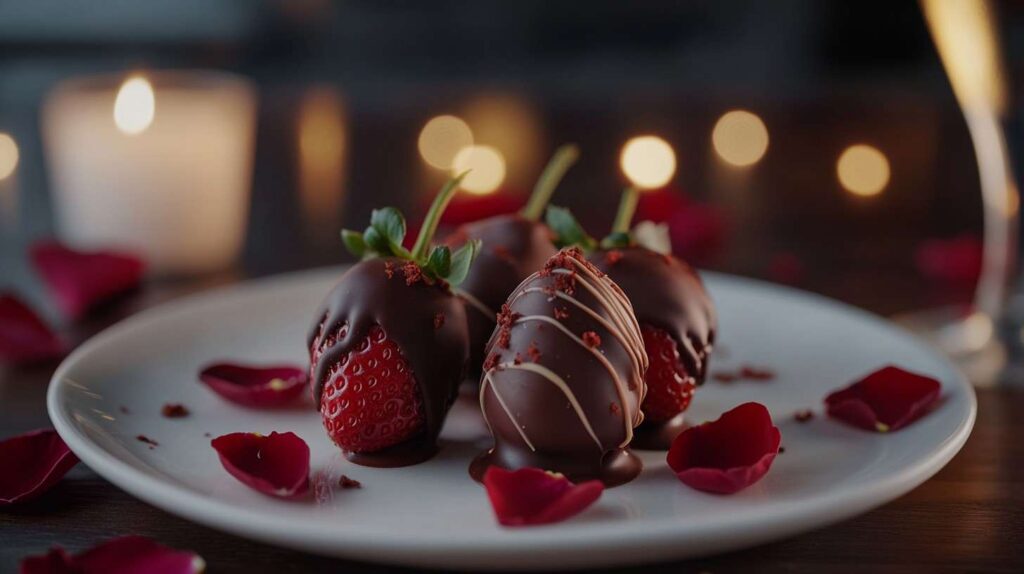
600 187 639 249
521 144 580 221
341 172 481 286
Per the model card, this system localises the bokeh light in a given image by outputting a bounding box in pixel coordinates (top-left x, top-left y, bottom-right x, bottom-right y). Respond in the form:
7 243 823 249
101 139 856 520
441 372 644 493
837 144 890 197
0 133 19 181
620 135 677 189
418 115 473 169
113 76 155 135
712 110 769 167
452 145 506 195
461 95 542 188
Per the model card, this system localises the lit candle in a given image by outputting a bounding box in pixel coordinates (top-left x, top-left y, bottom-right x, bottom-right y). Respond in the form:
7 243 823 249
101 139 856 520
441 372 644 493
42 71 258 275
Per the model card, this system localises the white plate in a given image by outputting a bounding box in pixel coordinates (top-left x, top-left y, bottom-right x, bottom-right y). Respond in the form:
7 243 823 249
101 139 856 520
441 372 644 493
48 268 975 570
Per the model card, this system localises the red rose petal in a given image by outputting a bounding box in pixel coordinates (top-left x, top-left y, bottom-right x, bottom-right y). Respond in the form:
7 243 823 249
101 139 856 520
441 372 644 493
30 240 145 320
483 466 604 527
667 402 781 494
20 535 203 574
0 293 65 365
198 363 307 408
825 365 941 432
0 429 78 505
211 431 309 498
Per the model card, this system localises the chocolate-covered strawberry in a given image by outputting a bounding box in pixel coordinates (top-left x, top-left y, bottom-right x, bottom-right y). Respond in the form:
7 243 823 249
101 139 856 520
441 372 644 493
472 248 648 487
547 188 716 449
308 175 480 466
446 145 578 380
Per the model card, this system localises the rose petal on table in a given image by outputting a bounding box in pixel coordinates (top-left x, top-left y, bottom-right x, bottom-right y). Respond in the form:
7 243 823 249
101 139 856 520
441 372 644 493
825 365 941 432
667 402 781 494
914 234 982 284
20 535 204 574
211 431 309 498
483 466 604 527
30 240 145 320
0 293 65 365
0 429 78 506
198 363 307 408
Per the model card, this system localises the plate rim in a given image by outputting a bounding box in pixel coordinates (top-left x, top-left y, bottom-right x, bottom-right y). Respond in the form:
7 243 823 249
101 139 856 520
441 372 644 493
46 267 977 569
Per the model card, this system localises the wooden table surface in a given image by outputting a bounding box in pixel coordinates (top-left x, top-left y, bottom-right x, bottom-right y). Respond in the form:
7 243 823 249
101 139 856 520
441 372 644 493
2 278 1023 574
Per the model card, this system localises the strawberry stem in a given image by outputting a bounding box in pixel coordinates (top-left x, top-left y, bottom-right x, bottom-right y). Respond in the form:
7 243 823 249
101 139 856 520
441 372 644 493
521 144 580 221
610 186 639 234
411 172 468 262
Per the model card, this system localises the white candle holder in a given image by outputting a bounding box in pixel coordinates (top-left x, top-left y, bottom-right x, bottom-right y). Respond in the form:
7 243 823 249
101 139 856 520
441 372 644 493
42 70 258 276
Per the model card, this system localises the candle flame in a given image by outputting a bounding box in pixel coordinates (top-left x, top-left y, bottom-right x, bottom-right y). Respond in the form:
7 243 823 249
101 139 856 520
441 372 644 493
114 76 155 135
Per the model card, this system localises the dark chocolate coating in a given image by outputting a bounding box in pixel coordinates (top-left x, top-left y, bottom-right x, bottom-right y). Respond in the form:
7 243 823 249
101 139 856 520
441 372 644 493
447 214 557 380
592 246 716 384
592 247 716 450
308 258 469 465
474 249 646 486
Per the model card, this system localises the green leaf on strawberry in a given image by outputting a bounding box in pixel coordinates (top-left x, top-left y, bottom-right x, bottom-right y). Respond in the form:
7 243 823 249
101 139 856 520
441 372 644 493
546 206 598 251
340 172 480 287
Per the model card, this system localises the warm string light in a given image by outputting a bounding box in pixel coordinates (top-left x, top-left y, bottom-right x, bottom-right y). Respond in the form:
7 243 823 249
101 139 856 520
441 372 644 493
837 144 890 197
712 110 769 167
620 135 676 190
451 145 506 195
113 76 155 135
418 115 473 170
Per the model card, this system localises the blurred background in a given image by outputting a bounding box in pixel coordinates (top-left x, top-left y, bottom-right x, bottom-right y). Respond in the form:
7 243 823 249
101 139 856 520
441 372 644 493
0 0 1018 352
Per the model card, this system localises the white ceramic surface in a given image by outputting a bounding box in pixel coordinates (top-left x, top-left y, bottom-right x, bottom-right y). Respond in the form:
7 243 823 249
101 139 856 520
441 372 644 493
48 268 975 570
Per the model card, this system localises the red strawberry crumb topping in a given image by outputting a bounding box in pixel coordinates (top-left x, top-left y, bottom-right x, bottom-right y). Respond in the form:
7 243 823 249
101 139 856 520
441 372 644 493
527 342 542 362
553 307 569 320
604 250 624 265
582 331 601 348
433 313 445 329
136 435 158 448
483 353 500 371
161 404 189 418
514 353 523 365
401 261 423 285
383 261 395 279
339 475 362 489
610 403 620 415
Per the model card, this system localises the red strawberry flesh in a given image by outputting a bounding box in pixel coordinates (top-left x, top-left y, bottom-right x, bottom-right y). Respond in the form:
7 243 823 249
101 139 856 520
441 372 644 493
640 324 696 422
318 325 425 453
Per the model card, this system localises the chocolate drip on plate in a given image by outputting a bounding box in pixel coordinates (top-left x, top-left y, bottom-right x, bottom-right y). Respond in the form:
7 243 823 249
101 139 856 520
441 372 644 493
308 258 469 466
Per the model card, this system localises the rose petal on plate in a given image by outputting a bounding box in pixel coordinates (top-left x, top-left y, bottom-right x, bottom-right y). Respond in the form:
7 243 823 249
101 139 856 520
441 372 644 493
211 432 310 498
20 535 204 574
0 429 78 505
667 402 781 495
0 293 65 365
198 363 307 408
30 240 145 320
825 365 941 433
483 466 604 527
